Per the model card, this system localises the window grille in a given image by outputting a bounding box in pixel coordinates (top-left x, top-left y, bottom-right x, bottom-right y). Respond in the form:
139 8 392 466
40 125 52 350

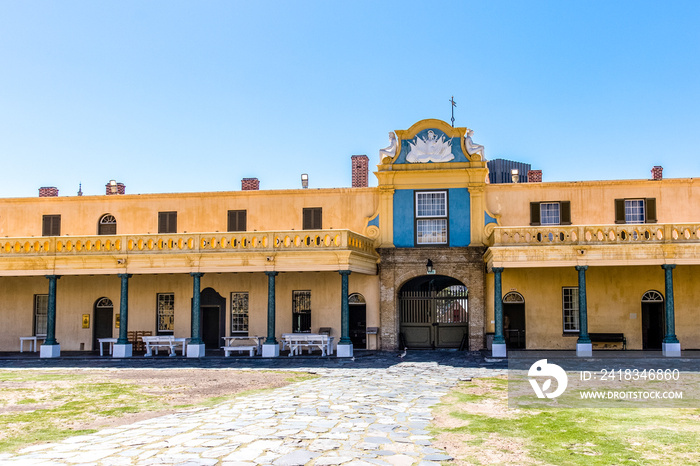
562 287 579 332
231 292 249 335
292 290 311 333
625 199 645 224
540 203 560 225
34 294 48 336
157 293 174 334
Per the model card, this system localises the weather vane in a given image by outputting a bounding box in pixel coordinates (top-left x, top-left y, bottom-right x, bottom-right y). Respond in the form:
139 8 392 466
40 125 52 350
449 96 456 127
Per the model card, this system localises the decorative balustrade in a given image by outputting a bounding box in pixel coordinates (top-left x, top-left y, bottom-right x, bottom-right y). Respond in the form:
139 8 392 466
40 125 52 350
493 224 700 246
0 230 377 256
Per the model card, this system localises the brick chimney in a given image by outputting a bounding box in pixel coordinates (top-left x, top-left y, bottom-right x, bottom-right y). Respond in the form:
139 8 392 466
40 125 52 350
527 170 542 183
105 180 126 195
351 155 369 188
241 178 260 190
651 166 663 180
39 187 59 197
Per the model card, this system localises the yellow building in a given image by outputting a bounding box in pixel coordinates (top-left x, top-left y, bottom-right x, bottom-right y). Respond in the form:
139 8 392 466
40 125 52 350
0 119 696 358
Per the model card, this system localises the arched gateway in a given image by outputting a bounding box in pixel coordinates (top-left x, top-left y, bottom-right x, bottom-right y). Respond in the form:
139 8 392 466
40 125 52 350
399 275 468 349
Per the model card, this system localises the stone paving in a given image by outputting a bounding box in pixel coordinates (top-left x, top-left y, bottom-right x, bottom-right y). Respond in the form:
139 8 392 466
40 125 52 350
0 353 507 466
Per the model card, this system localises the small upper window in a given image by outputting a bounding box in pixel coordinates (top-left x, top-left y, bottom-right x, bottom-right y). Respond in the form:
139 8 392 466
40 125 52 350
228 210 247 232
415 191 448 245
98 214 117 235
42 215 61 236
624 199 645 224
615 198 656 224
530 201 571 226
303 208 322 230
158 211 177 234
540 203 560 225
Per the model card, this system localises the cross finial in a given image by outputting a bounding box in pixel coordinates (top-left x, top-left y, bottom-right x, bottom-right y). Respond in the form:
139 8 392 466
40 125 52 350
449 96 457 127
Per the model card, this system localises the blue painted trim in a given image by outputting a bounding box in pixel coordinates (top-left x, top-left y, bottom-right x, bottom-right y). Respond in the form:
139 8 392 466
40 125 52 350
485 212 498 225
393 190 414 247
368 215 379 228
448 188 470 247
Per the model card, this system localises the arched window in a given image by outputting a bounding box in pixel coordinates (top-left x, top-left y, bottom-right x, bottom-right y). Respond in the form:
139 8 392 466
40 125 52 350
642 290 664 302
95 297 114 308
98 214 117 235
348 293 366 304
503 291 525 303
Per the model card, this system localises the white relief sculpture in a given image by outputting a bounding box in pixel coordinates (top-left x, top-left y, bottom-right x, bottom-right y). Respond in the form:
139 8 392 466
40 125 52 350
406 130 454 163
379 132 398 163
464 128 485 160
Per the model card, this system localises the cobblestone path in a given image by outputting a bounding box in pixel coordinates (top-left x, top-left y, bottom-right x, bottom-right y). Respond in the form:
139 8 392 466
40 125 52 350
0 360 506 466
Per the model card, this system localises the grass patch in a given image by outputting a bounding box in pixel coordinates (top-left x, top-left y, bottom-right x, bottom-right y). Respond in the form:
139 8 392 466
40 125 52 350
432 376 700 465
0 369 314 454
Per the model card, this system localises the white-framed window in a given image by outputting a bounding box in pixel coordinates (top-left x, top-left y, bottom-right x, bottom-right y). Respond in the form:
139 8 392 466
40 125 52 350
415 191 448 245
624 199 645 224
34 294 48 337
540 202 560 225
562 287 579 333
231 292 249 335
156 293 174 334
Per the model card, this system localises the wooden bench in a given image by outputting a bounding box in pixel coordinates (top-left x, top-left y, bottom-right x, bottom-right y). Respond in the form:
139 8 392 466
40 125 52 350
223 345 257 357
589 333 626 350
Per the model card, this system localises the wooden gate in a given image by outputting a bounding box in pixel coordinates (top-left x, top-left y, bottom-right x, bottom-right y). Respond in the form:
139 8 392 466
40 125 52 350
399 289 468 348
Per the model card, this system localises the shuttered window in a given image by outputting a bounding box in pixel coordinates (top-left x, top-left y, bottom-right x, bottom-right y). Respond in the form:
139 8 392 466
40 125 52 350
228 210 247 232
303 208 322 230
529 201 571 226
614 198 656 224
158 211 177 233
42 215 61 236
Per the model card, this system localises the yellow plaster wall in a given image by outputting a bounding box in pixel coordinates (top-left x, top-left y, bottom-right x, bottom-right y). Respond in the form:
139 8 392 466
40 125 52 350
485 265 700 350
0 272 380 351
0 188 378 237
485 178 700 226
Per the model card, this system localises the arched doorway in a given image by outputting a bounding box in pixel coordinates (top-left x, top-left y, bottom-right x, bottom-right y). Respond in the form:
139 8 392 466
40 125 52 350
199 288 226 350
503 291 526 349
349 293 366 349
399 275 468 349
642 290 664 350
93 297 113 351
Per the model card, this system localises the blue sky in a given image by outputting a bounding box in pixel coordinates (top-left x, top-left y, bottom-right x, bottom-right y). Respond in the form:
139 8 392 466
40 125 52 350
1 1 698 197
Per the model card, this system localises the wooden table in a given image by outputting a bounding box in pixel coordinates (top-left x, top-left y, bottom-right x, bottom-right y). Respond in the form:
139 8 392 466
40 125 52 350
141 336 189 356
19 336 44 352
283 333 335 356
97 337 118 356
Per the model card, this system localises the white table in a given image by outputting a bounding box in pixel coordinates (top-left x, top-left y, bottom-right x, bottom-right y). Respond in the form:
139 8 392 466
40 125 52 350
141 336 189 356
283 333 335 356
222 336 264 356
19 336 44 352
97 337 118 356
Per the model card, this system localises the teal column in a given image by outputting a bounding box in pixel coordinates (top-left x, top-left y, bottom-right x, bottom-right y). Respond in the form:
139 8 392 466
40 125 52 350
265 271 278 344
493 267 505 345
662 265 679 344
117 274 131 345
190 272 204 345
339 270 352 345
576 266 591 344
44 275 60 346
